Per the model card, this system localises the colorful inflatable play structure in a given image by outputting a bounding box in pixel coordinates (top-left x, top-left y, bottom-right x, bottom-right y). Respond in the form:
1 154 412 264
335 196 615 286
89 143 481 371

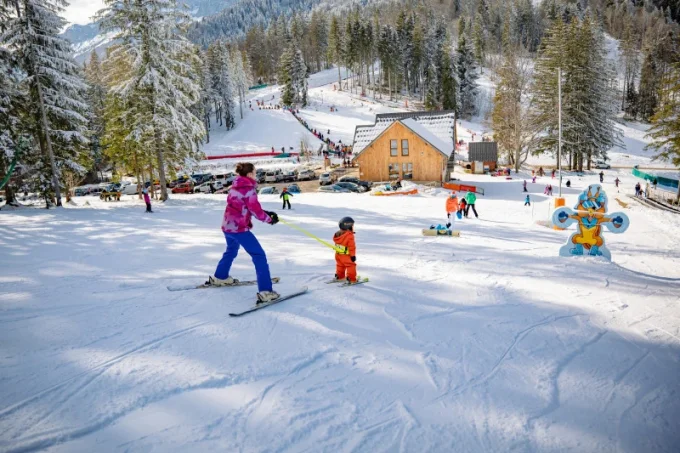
551 184 629 260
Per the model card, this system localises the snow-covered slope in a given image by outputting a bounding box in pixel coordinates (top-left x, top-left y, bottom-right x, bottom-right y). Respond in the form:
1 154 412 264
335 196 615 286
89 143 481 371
1 169 679 452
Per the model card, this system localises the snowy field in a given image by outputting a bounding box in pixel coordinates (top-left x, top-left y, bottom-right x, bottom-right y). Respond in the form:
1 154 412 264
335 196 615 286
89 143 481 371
1 168 680 452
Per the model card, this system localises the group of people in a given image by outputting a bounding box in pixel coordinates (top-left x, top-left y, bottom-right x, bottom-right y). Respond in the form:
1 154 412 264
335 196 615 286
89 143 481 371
201 162 361 304
444 191 479 227
287 107 353 157
635 179 657 198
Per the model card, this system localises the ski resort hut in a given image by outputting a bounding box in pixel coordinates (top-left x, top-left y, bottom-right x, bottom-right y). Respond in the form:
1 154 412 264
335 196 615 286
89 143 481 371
468 142 498 174
351 111 456 182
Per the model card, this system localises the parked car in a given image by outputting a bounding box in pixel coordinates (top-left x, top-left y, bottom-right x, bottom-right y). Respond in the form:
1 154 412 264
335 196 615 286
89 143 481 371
286 183 301 194
335 181 365 193
338 175 372 190
74 186 90 196
171 182 193 194
191 173 213 185
258 186 279 195
319 172 334 186
280 170 296 183
297 169 315 181
594 160 611 169
265 171 281 183
195 181 223 193
318 184 350 193
121 183 140 195
88 186 104 196
256 170 266 184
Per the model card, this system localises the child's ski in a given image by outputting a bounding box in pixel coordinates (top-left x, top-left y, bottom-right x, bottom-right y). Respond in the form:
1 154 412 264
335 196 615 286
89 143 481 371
325 276 367 285
167 277 280 292
340 277 369 287
229 287 308 317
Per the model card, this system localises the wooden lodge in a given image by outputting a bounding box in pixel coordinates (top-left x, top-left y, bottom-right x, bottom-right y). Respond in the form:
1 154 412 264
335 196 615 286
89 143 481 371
351 111 456 182
468 142 499 174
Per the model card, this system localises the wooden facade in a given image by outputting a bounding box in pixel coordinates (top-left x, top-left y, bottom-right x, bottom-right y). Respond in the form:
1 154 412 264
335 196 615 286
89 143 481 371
354 122 448 182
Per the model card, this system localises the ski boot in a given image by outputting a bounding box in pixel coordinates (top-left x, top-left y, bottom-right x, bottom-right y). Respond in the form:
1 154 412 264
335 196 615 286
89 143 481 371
256 291 281 305
206 276 239 287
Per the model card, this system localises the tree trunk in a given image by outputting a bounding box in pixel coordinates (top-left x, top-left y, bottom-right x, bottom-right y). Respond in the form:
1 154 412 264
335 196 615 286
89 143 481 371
337 65 342 91
388 70 392 101
238 88 244 119
34 66 62 207
153 128 169 201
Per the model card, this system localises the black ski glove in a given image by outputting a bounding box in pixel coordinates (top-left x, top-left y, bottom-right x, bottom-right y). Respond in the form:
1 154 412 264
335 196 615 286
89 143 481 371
351 256 356 262
266 211 279 225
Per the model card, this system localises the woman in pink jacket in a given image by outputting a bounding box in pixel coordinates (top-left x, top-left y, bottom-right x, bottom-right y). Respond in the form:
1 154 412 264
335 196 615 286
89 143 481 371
207 162 280 303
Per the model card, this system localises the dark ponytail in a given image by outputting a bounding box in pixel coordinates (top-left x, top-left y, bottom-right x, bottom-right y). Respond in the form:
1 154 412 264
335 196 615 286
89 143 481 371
235 162 255 177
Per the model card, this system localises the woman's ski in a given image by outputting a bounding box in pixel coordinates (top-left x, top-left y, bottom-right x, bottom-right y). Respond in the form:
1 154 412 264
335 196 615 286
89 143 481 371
167 277 280 292
229 287 308 317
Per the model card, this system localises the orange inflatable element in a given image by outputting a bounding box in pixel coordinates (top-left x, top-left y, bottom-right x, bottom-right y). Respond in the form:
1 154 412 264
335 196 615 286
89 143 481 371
333 230 357 282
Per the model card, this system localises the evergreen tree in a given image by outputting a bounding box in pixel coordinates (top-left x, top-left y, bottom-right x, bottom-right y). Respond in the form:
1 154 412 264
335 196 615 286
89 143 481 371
328 16 344 90
98 0 205 201
279 46 295 106
457 32 478 118
84 52 107 182
4 0 90 207
0 35 25 205
440 47 458 111
292 46 309 106
638 46 661 121
472 14 486 73
646 63 680 202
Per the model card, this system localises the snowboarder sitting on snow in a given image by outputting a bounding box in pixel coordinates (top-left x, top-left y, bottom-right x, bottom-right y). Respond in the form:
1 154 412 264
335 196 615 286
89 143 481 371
333 217 357 283
445 192 459 228
280 187 293 209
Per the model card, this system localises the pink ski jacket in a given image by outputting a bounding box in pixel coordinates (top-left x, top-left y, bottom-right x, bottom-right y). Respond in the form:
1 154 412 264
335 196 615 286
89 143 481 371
222 176 271 233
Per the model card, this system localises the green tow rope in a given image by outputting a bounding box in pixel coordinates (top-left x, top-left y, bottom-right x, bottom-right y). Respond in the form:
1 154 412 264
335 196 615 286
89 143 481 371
279 218 346 254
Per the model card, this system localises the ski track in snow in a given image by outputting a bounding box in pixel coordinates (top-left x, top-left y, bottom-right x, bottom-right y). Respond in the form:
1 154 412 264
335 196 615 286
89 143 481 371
2 69 680 452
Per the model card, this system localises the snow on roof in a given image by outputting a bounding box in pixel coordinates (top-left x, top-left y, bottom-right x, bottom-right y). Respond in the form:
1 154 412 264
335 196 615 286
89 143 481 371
400 118 454 157
352 111 455 158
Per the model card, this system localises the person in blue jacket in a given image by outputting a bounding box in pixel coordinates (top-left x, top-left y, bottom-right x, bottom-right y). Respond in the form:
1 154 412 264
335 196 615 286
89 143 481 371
524 194 531 206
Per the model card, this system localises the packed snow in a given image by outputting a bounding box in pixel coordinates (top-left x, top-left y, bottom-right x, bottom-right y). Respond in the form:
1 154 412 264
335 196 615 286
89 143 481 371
1 67 679 453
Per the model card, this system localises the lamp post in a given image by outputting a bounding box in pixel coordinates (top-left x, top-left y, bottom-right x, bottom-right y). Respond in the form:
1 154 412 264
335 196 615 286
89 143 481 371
558 67 562 197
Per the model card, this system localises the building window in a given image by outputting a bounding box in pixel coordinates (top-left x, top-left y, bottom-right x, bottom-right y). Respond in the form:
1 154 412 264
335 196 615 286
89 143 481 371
388 163 400 180
390 139 398 157
401 139 409 156
402 163 413 180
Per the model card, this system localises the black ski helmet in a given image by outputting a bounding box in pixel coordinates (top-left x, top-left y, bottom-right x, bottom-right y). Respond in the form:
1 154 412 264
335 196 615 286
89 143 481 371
339 216 355 231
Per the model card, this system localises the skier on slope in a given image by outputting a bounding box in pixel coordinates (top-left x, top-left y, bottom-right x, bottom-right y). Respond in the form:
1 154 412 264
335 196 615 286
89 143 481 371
599 171 604 183
445 192 459 228
207 162 281 304
333 217 357 284
523 180 528 193
280 187 293 209
465 190 478 218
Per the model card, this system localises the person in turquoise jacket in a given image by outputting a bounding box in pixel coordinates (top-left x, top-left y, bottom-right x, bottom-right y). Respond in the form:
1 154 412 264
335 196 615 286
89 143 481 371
280 187 293 209
465 191 478 218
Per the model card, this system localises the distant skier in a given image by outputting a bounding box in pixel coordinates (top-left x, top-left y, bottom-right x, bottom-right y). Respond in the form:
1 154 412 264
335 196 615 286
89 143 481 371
280 187 293 209
599 171 604 183
566 179 571 188
552 169 556 179
333 217 357 284
532 176 536 184
614 177 620 192
207 162 280 304
445 192 459 228
142 188 152 213
465 190 478 218
635 182 641 197
524 194 531 206
523 180 528 193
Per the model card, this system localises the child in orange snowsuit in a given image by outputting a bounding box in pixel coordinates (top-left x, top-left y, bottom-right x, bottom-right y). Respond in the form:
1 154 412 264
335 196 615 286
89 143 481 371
333 216 357 282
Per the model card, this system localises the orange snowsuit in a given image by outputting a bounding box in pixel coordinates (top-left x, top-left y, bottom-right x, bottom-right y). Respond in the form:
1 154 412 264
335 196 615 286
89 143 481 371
446 196 459 214
333 230 357 282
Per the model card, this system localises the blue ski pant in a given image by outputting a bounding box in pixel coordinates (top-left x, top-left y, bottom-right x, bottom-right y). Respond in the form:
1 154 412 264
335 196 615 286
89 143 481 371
214 231 273 292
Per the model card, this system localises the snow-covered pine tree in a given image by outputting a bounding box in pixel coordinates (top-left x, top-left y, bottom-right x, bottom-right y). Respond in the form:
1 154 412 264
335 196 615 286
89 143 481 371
472 14 486 73
4 0 89 207
638 46 662 121
646 62 680 202
279 45 295 106
440 46 458 112
98 0 205 201
456 29 478 118
292 46 308 106
218 43 237 130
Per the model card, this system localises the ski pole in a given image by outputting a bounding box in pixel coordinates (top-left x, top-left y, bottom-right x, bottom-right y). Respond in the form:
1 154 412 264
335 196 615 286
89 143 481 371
279 218 344 253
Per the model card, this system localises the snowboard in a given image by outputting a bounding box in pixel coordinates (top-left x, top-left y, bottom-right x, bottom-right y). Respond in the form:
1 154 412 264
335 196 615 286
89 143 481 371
167 277 280 292
422 229 461 237
229 287 309 317
326 276 369 285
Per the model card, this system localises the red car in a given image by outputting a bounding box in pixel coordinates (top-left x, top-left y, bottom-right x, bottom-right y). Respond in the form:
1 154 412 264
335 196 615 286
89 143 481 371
171 182 193 194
